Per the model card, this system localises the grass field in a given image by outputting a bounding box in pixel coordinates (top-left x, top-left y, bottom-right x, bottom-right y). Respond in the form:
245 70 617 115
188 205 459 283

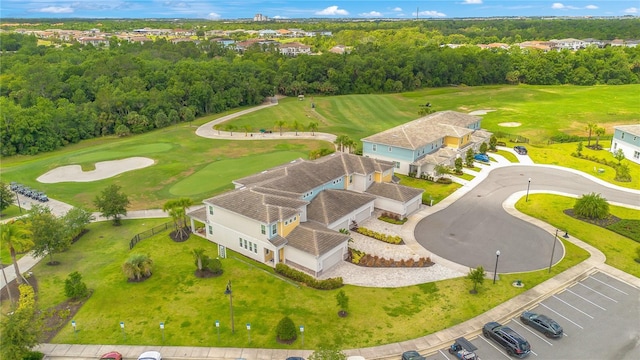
30 218 588 349
1 85 638 210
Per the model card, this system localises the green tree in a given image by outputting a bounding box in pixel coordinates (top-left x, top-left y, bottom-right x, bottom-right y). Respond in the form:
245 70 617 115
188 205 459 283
28 204 68 265
154 110 169 128
613 149 625 164
573 192 609 220
465 148 475 167
585 123 597 147
489 135 497 151
114 124 130 137
243 124 252 136
63 207 93 242
467 266 485 294
275 316 297 342
122 253 153 281
435 164 451 178
336 289 349 316
0 284 40 360
308 121 319 135
0 220 33 285
225 123 237 136
615 163 631 182
274 120 286 135
454 157 463 174
291 120 304 136
594 127 605 149
479 142 488 154
64 271 88 300
192 248 210 272
308 347 347 360
575 141 583 157
0 182 15 213
94 184 130 226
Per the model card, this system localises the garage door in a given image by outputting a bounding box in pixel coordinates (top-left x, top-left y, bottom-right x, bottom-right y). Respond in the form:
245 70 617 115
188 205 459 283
406 199 420 215
322 247 344 271
355 206 371 223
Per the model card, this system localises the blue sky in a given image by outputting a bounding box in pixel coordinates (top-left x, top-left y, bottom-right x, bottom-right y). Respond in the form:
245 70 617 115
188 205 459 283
1 1 638 19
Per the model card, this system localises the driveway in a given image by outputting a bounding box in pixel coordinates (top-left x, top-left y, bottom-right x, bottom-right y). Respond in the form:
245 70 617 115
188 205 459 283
414 165 640 273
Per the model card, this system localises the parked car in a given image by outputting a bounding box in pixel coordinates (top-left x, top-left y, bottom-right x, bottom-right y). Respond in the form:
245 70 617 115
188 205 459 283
285 357 305 360
474 153 490 162
401 350 426 360
520 311 563 338
100 351 123 360
483 321 531 358
137 351 162 360
448 337 478 360
514 146 528 155
9 182 19 191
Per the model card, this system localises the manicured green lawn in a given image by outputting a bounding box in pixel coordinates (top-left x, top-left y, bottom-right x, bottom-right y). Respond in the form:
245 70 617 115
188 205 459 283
35 218 588 349
395 175 462 205
0 205 24 221
516 194 640 278
495 150 518 163
454 173 475 181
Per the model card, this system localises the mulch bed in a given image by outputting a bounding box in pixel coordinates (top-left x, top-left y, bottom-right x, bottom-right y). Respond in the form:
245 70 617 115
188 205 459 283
563 209 621 227
170 227 192 242
194 269 223 278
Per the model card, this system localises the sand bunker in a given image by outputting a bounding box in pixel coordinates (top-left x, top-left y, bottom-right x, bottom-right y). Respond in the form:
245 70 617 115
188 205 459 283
37 157 155 183
469 109 496 116
498 122 522 127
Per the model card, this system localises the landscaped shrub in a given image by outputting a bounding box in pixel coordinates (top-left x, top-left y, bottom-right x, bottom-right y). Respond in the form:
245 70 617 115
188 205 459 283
350 248 365 264
356 227 403 244
64 271 88 300
275 263 343 289
122 253 153 282
22 351 44 360
550 134 584 143
378 212 408 225
348 248 433 268
437 177 453 184
574 192 609 220
275 316 297 343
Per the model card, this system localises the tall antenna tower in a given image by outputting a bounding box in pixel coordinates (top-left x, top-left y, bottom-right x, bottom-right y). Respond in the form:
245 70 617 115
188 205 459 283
416 7 419 20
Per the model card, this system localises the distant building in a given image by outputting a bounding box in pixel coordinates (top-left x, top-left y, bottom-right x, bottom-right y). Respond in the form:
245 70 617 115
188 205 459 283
254 13 269 22
610 125 640 165
278 42 312 56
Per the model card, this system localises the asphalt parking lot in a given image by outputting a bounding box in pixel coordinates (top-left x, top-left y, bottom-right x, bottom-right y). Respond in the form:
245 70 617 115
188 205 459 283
420 271 639 360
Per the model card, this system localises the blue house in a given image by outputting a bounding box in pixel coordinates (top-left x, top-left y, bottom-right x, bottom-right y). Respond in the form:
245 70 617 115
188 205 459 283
610 124 640 165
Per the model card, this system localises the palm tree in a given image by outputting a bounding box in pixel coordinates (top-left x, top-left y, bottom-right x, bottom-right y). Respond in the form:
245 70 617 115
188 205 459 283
334 134 349 152
594 127 605 149
122 253 153 281
585 123 597 147
243 124 252 137
274 120 286 135
225 124 237 136
291 120 301 136
343 137 356 153
308 121 319 136
0 220 33 285
192 248 206 271
176 197 193 230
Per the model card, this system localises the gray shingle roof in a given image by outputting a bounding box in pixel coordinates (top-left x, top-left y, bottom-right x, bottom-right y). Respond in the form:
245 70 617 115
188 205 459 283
365 182 424 202
307 189 376 226
285 221 350 256
186 206 207 222
616 124 640 137
361 111 481 150
204 188 307 223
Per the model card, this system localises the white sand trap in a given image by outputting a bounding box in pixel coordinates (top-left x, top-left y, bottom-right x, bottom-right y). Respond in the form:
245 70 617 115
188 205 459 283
498 122 522 127
469 109 496 116
37 157 155 183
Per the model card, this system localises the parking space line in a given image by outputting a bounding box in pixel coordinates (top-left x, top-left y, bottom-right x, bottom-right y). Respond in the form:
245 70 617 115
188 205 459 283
539 303 583 329
552 295 594 318
577 282 620 302
511 320 554 346
437 349 450 359
531 350 538 356
566 288 607 310
478 336 512 359
589 275 630 295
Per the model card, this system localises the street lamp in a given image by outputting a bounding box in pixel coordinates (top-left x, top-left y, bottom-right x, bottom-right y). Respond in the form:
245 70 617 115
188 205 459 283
526 178 531 202
549 229 569 273
493 250 501 284
224 280 235 333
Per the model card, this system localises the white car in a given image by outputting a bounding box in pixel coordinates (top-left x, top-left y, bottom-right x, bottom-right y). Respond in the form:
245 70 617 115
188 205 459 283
138 351 162 360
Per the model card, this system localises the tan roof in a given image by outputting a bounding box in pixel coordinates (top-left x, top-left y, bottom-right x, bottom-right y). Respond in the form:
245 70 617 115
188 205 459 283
616 124 640 137
186 206 207 222
204 188 307 223
285 221 349 256
412 147 458 166
361 111 481 150
365 182 423 203
307 189 376 226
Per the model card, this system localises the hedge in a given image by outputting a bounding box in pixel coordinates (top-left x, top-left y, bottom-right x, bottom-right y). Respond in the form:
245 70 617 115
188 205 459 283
356 227 403 244
275 263 343 290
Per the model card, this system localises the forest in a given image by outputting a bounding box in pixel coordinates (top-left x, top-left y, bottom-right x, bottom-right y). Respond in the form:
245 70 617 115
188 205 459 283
1 18 639 156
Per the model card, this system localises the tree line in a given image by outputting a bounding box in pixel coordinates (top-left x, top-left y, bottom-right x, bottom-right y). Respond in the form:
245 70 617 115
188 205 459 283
1 29 639 156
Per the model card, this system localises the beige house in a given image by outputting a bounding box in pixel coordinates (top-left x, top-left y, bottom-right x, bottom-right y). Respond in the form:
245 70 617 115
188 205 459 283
188 153 423 276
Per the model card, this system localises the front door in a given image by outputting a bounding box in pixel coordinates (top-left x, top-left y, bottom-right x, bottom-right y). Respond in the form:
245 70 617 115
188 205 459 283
218 245 226 258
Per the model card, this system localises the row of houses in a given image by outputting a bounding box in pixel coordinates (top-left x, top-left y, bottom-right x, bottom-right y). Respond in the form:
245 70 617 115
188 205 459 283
446 38 640 51
187 111 491 276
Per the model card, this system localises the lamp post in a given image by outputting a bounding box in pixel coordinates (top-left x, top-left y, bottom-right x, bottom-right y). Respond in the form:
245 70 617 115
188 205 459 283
14 190 22 213
224 280 235 333
300 325 305 347
160 322 165 342
549 229 569 273
71 320 77 339
493 250 501 284
526 178 531 202
246 323 251 343
120 321 125 340
215 320 220 342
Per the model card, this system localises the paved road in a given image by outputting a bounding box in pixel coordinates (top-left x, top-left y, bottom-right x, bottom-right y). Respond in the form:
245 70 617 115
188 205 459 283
415 165 640 273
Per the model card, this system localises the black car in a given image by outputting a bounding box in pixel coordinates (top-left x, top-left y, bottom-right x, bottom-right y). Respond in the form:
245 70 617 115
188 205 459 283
514 145 528 155
401 350 426 360
483 322 531 358
520 311 563 338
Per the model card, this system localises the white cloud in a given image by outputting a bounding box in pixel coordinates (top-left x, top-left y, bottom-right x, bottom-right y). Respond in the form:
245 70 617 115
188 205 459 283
623 7 638 14
36 6 74 13
315 5 349 16
392 7 402 12
360 11 382 17
585 5 598 10
207 12 221 19
273 15 289 19
462 0 483 4
416 10 446 18
552 3 578 10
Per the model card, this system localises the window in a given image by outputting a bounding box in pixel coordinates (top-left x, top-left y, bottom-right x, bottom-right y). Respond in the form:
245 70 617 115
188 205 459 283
254 245 258 254
388 146 392 152
261 225 265 235
395 162 400 169
209 206 214 215
369 175 372 181
349 175 353 184
634 151 640 159
272 224 277 235
372 144 377 151
621 133 625 139
249 242 253 252
208 226 213 235
244 239 248 248
613 143 617 150
239 238 243 247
